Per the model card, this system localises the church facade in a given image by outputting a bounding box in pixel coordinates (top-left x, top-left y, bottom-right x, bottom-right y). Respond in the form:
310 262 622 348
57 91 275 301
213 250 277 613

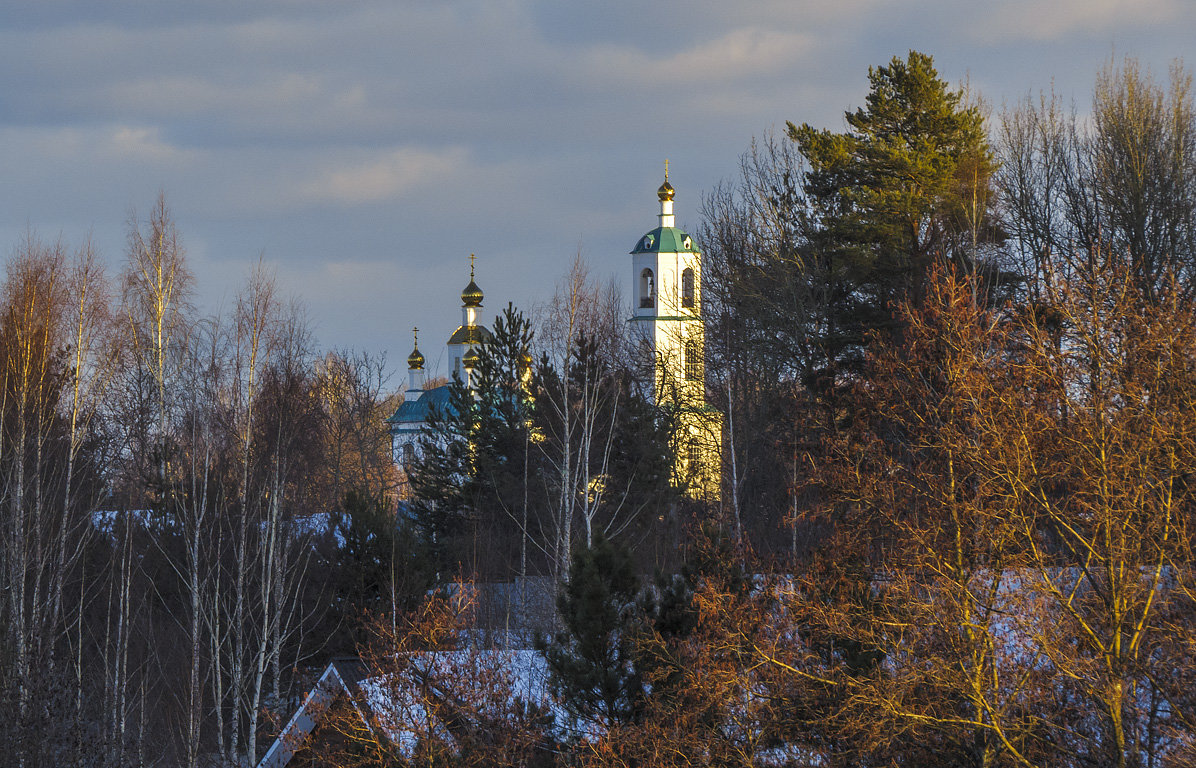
388 171 721 498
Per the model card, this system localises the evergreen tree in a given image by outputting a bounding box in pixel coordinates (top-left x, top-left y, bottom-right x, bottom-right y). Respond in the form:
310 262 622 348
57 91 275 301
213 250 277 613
538 535 646 729
408 304 537 577
602 367 674 519
328 489 432 646
789 49 1004 356
469 303 536 530
407 371 478 567
409 301 676 581
701 51 1006 555
534 331 676 553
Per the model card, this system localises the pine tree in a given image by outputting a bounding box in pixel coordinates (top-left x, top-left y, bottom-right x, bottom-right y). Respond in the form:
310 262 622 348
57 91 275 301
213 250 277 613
789 49 1003 354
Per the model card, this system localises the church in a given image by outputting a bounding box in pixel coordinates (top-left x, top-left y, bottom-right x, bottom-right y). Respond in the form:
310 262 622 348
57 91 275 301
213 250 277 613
385 256 491 472
387 170 721 497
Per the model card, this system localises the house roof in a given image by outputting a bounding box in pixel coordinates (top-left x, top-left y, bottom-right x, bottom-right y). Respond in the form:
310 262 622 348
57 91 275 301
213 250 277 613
256 648 556 768
330 656 370 693
255 658 375 768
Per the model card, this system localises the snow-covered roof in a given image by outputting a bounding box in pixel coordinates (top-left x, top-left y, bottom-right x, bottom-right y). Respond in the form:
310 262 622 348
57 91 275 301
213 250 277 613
256 649 556 768
256 657 373 768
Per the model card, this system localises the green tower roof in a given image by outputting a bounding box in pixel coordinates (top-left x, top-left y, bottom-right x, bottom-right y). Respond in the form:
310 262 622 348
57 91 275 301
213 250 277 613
631 227 698 255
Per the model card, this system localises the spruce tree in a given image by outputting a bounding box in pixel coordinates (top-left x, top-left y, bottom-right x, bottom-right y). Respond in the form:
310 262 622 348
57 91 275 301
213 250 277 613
407 304 537 577
538 534 646 729
407 370 478 565
328 489 432 646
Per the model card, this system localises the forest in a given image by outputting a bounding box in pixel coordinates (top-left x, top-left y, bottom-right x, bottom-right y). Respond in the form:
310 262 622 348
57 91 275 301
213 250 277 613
3 51 1196 768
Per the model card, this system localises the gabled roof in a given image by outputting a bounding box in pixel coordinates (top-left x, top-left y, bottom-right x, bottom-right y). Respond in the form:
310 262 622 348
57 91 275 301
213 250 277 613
256 648 555 768
255 657 375 768
330 656 370 692
631 226 698 254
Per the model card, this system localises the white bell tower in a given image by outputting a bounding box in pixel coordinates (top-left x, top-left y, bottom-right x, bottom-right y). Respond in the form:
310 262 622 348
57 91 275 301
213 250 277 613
630 162 704 404
629 164 721 497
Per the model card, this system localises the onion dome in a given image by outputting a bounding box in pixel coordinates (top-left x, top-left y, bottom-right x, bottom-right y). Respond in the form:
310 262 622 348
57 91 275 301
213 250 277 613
461 279 483 307
462 347 480 369
407 328 425 370
658 159 675 201
461 253 484 307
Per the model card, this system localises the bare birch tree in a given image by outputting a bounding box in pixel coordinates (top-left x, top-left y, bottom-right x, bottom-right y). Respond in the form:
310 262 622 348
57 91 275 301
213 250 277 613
535 256 634 580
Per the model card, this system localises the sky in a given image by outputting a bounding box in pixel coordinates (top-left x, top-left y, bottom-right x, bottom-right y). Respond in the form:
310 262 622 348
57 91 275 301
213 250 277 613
2 0 1195 382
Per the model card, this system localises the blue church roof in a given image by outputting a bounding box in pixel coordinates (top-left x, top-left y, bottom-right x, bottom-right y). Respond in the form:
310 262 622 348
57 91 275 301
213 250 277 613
386 385 455 427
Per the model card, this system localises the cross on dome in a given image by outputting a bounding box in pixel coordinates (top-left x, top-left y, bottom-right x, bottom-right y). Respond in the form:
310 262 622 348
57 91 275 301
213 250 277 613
407 326 425 370
461 254 484 307
658 159 675 202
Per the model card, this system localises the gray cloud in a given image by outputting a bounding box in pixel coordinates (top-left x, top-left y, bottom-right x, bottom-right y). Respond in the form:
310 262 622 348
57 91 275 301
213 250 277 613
2 1 1194 379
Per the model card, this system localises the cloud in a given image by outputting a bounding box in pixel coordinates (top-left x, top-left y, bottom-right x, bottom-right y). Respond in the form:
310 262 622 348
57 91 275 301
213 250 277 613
0 123 195 166
658 27 815 85
969 0 1193 44
296 146 470 205
104 125 195 163
567 26 815 97
3 0 1196 359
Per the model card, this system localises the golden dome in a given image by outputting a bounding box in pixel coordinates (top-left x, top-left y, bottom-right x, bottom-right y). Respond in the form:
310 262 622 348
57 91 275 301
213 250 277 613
461 279 484 307
461 254 484 307
657 179 675 202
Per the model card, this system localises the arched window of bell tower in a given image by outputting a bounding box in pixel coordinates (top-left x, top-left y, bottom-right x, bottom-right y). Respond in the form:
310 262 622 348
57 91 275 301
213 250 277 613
685 339 701 381
681 267 695 308
640 268 655 309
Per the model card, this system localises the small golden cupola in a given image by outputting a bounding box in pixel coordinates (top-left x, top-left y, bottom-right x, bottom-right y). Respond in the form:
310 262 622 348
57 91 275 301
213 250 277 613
405 326 427 394
658 157 675 202
461 255 484 308
407 327 425 370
